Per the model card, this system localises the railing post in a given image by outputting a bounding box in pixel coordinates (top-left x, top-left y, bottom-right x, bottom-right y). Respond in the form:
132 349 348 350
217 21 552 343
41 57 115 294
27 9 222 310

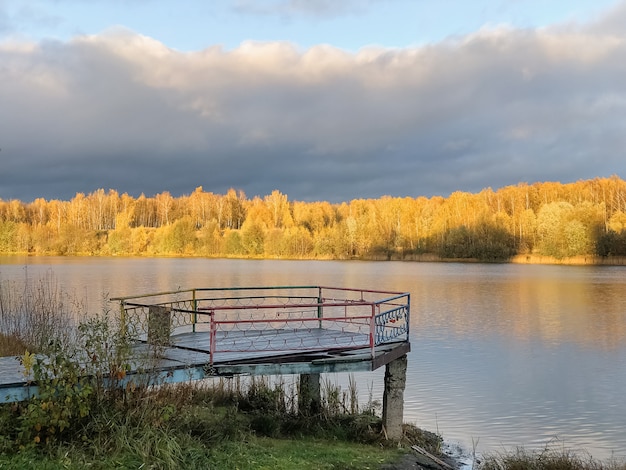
370 303 376 358
209 311 216 365
405 294 410 339
119 301 127 338
317 287 323 329
192 289 197 333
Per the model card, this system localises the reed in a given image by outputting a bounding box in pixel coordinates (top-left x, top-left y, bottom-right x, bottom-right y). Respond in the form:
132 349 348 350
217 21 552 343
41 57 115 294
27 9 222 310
0 332 29 357
478 446 626 470
0 270 77 355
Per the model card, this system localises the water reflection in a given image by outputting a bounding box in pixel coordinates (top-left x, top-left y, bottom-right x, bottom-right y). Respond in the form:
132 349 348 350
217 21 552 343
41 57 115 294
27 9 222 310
402 263 626 351
1 257 625 459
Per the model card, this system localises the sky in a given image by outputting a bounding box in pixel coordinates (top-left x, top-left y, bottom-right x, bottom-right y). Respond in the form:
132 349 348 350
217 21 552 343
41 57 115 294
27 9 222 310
1 0 626 203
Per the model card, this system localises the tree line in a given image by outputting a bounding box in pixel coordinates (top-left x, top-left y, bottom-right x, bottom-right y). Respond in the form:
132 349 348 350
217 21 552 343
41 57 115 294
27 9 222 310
1 177 626 261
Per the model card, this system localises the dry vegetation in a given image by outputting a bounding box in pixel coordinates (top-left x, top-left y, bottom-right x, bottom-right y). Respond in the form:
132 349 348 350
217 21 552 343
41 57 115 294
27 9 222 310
478 447 626 470
0 272 77 356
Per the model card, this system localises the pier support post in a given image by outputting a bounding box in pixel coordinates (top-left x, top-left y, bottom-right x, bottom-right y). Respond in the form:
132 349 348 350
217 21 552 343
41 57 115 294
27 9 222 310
148 306 171 346
299 373 321 415
382 354 407 441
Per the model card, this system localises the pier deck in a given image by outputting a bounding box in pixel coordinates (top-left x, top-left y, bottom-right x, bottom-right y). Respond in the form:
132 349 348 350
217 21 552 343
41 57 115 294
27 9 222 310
1 286 410 403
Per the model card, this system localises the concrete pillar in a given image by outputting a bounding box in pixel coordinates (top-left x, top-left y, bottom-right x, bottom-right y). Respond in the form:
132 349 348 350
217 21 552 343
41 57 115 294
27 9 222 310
299 373 321 415
147 305 171 346
382 354 408 441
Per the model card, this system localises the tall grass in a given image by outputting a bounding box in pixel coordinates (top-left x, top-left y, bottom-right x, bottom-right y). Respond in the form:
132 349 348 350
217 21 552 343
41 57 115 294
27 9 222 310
0 269 78 355
478 446 626 470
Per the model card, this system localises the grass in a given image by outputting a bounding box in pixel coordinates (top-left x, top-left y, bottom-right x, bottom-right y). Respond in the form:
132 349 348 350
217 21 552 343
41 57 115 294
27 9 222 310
0 435 405 470
477 446 626 470
0 380 417 470
0 331 29 356
0 270 76 355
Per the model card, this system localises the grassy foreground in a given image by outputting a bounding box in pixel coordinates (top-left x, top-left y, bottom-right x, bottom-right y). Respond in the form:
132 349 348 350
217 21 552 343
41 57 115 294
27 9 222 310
0 436 404 470
0 378 431 470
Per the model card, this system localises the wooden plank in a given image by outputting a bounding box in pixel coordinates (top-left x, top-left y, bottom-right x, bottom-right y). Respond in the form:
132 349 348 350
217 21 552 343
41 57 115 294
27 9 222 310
0 356 27 387
213 359 375 376
372 341 411 370
411 445 455 470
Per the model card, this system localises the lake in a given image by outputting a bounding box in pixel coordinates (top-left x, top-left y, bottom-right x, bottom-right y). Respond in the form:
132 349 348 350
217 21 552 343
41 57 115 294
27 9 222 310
1 256 625 460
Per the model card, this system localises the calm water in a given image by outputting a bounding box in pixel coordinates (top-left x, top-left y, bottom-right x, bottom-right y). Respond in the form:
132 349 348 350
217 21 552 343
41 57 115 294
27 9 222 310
1 256 625 460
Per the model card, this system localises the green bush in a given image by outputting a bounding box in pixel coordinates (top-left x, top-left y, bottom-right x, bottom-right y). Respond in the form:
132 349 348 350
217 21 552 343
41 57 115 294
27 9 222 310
17 341 93 446
11 309 137 449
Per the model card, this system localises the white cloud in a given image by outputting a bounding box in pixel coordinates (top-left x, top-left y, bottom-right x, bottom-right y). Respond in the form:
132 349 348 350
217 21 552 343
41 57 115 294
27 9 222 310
1 10 626 202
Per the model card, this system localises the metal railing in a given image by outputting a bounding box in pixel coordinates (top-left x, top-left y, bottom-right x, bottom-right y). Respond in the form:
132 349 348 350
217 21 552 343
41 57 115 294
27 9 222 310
111 286 410 363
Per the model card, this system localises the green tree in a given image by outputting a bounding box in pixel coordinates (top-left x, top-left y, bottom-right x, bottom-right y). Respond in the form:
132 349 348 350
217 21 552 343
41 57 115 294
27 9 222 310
0 221 18 252
241 221 265 255
536 202 573 258
197 221 222 256
283 226 314 258
222 229 244 255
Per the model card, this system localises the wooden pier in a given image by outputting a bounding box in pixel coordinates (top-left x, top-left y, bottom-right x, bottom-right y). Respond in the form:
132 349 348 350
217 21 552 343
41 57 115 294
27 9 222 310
0 286 411 439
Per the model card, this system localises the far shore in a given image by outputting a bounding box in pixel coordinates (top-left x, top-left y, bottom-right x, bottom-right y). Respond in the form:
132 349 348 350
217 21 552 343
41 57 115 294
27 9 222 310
360 252 626 266
3 252 626 266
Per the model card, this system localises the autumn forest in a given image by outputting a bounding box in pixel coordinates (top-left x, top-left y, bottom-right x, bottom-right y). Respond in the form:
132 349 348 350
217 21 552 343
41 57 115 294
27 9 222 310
1 177 626 263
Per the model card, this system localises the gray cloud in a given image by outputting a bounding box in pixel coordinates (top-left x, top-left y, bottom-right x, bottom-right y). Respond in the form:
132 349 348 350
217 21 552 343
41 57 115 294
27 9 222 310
232 0 379 19
586 0 626 35
1 18 626 203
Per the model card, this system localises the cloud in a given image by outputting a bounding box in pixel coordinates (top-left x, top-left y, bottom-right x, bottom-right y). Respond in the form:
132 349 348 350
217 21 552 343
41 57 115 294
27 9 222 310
1 15 626 203
0 1 64 37
232 0 379 19
585 0 626 35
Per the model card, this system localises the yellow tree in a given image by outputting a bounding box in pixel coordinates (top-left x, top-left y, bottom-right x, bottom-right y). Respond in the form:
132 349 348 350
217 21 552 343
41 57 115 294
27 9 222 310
264 190 293 229
187 186 220 229
5 199 27 222
292 200 336 236
282 226 314 258
86 188 107 230
608 210 626 232
133 194 157 227
29 198 49 227
68 193 87 229
46 199 67 233
155 191 174 227
222 188 247 230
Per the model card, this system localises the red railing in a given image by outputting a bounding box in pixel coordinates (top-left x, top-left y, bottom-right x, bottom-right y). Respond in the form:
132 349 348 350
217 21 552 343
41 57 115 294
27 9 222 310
112 286 410 363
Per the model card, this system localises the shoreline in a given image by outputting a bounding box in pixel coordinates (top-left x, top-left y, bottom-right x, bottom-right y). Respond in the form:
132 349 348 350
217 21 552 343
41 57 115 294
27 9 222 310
3 251 626 266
